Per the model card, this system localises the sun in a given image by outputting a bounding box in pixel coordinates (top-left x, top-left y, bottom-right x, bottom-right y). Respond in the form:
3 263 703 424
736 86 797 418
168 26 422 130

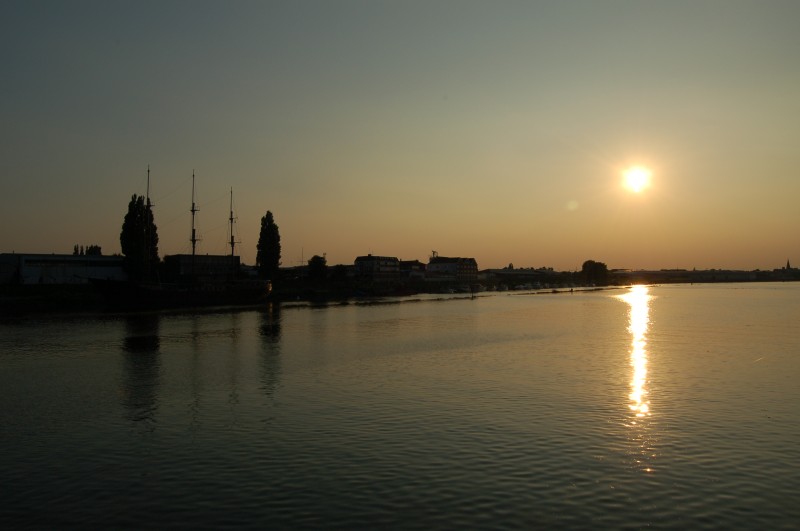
622 166 652 193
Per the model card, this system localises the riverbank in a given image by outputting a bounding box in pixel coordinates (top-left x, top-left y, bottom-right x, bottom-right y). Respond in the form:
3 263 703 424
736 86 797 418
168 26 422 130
2 277 796 316
0 285 105 315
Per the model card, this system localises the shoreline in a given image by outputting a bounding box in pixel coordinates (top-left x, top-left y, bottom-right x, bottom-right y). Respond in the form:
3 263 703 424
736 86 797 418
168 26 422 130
2 279 797 318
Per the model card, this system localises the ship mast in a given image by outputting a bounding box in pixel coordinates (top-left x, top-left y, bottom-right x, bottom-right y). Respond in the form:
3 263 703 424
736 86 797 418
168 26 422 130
146 165 151 209
228 187 240 260
145 165 154 281
189 171 201 281
190 171 199 256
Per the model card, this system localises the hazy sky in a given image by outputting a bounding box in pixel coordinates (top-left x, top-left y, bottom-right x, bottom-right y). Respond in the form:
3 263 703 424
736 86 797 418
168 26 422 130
2 0 798 270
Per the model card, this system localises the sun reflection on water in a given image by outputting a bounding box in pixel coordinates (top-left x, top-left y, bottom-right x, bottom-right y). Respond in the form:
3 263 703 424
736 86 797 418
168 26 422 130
620 285 652 417
616 285 657 474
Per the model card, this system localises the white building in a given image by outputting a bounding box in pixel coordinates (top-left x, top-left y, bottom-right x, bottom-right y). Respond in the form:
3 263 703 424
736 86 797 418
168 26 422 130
0 253 127 285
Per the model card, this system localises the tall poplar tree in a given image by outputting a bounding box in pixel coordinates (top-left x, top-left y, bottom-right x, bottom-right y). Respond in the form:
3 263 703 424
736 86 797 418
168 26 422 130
256 211 281 279
120 194 160 281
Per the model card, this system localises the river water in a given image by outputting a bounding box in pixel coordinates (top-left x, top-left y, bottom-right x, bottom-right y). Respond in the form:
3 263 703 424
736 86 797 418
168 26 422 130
1 283 798 529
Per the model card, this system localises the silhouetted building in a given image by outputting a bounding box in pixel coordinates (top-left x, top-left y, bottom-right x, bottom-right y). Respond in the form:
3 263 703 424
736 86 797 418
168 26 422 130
399 260 426 279
427 255 478 282
354 254 400 279
0 253 126 285
163 254 240 283
481 267 549 284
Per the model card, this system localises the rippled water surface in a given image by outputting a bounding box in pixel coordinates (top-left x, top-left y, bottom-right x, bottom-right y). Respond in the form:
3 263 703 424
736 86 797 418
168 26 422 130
1 283 798 529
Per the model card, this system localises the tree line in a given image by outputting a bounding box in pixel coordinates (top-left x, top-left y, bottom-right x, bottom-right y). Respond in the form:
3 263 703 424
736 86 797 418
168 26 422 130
73 244 102 256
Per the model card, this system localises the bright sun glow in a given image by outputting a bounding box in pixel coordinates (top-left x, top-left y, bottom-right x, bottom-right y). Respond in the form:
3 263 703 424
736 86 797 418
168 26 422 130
622 166 652 193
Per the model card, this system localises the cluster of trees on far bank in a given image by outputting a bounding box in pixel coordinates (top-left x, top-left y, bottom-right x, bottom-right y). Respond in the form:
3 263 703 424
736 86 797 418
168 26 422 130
581 260 608 284
72 244 102 256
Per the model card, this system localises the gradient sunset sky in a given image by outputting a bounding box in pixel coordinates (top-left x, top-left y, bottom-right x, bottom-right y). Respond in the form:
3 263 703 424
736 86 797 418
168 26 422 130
2 1 798 270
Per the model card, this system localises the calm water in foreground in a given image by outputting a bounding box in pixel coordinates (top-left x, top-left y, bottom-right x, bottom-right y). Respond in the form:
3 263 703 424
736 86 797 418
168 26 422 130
1 283 798 529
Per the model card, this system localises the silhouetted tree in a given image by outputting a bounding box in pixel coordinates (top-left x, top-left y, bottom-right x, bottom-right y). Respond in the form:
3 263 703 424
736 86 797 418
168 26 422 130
581 260 608 285
307 254 327 281
76 244 102 256
256 211 281 279
120 195 159 281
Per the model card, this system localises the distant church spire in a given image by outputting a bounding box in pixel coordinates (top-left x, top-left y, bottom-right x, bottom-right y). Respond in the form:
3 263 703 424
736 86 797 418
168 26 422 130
788 259 792 270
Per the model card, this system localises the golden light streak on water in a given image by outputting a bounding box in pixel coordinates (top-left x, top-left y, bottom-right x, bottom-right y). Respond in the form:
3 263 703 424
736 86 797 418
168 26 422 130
619 285 652 417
